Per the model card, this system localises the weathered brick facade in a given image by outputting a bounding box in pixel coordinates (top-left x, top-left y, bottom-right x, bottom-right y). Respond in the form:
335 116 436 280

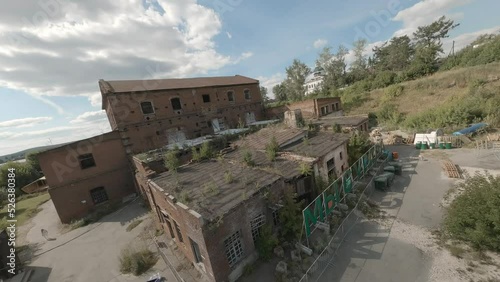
38 131 135 223
100 76 265 154
265 97 343 120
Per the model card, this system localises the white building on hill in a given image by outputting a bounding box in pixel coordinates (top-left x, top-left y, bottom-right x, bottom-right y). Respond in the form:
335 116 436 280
304 66 325 95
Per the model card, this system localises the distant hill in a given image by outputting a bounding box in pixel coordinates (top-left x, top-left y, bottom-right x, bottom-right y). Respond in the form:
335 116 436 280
0 143 70 164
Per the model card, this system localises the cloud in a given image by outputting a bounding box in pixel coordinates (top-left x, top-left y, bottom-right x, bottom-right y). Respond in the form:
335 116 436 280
313 39 328 49
393 0 472 37
226 32 232 39
0 0 244 108
256 73 285 99
70 110 107 124
0 117 52 128
232 52 253 64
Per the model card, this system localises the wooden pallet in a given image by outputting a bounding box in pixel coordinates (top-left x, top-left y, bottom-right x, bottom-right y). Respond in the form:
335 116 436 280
442 160 462 178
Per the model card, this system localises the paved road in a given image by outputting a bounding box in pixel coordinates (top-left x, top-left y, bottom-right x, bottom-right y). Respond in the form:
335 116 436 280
317 145 453 282
25 200 177 282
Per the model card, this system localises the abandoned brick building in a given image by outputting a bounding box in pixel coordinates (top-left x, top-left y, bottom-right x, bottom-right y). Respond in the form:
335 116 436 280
133 125 350 282
264 97 343 120
37 131 135 223
99 75 265 154
316 114 370 133
38 75 265 224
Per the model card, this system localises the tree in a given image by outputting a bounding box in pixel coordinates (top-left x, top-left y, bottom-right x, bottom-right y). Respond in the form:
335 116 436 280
164 149 180 172
349 39 368 82
279 189 303 242
372 35 414 72
347 133 372 164
26 151 42 173
410 16 459 76
272 83 288 102
0 162 41 195
260 86 270 103
318 45 349 93
283 59 311 101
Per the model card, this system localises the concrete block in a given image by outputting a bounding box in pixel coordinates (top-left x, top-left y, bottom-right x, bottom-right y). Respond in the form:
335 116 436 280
276 261 288 274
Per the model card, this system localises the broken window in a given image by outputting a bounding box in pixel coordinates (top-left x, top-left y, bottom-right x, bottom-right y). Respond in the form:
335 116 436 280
174 220 183 243
272 209 281 226
90 187 108 204
227 91 235 102
339 152 343 160
190 238 203 263
78 153 96 169
140 101 154 115
250 214 266 243
327 158 336 178
171 98 182 110
202 94 210 103
244 89 251 100
224 230 243 268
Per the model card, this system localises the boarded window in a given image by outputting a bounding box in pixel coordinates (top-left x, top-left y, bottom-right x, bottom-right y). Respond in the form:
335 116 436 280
171 98 182 110
224 230 243 267
78 154 96 169
90 187 108 204
227 91 235 102
140 101 154 114
202 94 210 103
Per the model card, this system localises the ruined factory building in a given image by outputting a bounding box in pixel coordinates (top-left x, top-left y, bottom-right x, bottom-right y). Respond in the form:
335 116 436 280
138 126 351 282
317 114 370 133
99 75 265 154
37 131 136 223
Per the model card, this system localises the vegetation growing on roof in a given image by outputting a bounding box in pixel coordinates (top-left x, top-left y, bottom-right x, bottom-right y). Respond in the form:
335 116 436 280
265 136 280 162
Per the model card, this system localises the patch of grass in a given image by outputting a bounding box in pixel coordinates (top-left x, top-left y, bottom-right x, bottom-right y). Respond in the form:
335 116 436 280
126 219 143 232
119 248 158 276
0 192 50 230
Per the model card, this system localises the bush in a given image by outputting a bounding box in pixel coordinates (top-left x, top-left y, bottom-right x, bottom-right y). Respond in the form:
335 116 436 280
384 84 405 99
255 224 278 261
372 71 396 89
164 149 180 172
243 151 255 166
119 248 158 276
443 172 500 251
265 136 279 162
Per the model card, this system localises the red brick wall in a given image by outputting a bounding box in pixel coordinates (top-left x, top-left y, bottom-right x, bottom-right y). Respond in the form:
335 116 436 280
103 84 264 153
264 97 342 120
38 131 135 223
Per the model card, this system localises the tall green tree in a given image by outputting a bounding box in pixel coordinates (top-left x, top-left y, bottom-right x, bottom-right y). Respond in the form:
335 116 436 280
283 59 311 101
410 16 459 76
317 45 349 93
272 83 288 102
0 162 41 195
349 39 369 82
372 35 414 72
279 189 303 242
26 152 42 173
260 86 269 103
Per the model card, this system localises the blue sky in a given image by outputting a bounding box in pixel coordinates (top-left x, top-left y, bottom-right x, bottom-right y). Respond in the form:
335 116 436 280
0 0 499 155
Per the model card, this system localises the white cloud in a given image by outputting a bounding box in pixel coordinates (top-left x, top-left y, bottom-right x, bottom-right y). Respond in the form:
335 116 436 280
393 0 472 37
0 117 52 128
226 32 232 39
233 52 253 64
70 110 107 124
313 39 328 49
0 0 245 109
256 73 285 99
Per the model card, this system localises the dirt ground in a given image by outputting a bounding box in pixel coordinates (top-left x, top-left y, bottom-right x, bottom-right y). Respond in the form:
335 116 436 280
15 199 176 282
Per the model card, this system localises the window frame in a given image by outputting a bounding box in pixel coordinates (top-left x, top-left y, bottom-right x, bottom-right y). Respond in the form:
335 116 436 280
173 220 184 243
244 89 251 100
202 94 211 103
170 97 182 111
140 101 155 115
227 91 235 102
78 153 96 170
224 230 244 268
90 187 108 205
250 214 266 243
